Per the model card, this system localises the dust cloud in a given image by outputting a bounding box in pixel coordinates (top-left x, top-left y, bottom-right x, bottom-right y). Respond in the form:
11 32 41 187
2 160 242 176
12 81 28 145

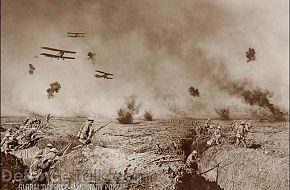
1 0 288 118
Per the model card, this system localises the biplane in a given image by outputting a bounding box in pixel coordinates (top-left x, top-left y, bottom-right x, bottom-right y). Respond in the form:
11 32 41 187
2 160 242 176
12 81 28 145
94 70 114 80
40 47 76 60
67 32 85 38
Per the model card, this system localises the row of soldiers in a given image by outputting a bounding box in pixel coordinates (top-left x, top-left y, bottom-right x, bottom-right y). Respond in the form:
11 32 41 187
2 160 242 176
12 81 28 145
1 114 53 153
193 119 252 148
0 127 40 153
23 114 53 129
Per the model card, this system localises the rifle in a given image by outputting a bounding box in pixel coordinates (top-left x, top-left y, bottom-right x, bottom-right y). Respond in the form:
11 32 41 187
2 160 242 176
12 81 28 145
1 122 21 125
85 119 115 143
43 143 72 164
15 125 42 150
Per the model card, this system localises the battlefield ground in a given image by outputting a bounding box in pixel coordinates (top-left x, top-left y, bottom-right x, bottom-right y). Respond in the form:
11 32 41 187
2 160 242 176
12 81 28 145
1 116 289 190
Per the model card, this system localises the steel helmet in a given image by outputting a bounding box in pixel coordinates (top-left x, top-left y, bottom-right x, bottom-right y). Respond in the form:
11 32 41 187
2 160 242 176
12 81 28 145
87 116 94 121
240 121 246 125
46 143 53 148
50 148 58 153
34 150 43 158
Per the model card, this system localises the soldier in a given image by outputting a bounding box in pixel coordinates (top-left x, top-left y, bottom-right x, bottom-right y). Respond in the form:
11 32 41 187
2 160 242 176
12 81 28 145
15 128 26 143
203 119 211 135
38 143 54 157
235 121 248 147
77 117 94 145
186 150 198 166
42 147 58 163
41 148 59 173
6 135 19 151
245 122 252 136
213 126 222 145
45 114 52 124
27 151 52 182
1 128 13 146
17 128 37 149
23 117 31 125
185 150 199 178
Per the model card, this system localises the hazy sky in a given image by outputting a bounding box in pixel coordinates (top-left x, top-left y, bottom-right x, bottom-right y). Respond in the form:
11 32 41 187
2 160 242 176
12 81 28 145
1 0 288 117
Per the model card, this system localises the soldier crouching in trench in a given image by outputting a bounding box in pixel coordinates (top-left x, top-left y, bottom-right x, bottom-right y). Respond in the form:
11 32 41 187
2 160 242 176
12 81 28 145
27 151 52 183
77 116 94 145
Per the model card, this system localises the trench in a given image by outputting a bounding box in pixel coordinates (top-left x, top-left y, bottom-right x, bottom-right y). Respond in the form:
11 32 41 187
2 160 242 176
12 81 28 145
1 152 32 190
176 130 223 190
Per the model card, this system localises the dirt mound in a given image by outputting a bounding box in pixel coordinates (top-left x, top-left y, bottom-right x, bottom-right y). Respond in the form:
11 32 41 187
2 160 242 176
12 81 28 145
2 117 287 190
1 152 28 189
199 144 289 190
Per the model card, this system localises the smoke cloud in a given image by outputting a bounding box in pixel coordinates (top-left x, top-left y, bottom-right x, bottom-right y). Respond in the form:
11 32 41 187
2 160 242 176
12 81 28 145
1 0 288 118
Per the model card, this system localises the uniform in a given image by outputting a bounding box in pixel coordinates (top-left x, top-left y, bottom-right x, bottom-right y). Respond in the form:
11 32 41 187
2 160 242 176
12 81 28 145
213 126 222 145
17 129 33 145
186 150 198 170
42 143 53 156
46 114 52 124
77 117 94 145
1 129 13 146
235 121 247 147
27 151 51 182
42 148 58 163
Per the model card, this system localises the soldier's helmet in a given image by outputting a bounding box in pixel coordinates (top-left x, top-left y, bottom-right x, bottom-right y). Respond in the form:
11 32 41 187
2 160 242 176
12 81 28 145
34 150 43 158
50 148 58 153
217 126 221 129
192 150 198 155
46 143 53 148
7 128 12 132
87 116 94 122
240 121 246 125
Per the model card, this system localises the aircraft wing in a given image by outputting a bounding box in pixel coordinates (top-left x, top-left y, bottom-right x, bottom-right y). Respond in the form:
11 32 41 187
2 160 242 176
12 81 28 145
41 47 76 54
67 35 85 37
41 53 60 58
94 74 103 78
40 53 75 59
67 32 85 34
106 77 113 79
62 56 75 60
96 70 114 75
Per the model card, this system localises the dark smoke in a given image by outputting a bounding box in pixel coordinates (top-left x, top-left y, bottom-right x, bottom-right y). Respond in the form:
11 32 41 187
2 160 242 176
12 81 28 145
215 107 230 120
188 86 200 97
47 82 61 99
225 81 285 121
117 95 141 124
28 64 35 75
144 110 153 121
245 47 256 63
87 52 96 64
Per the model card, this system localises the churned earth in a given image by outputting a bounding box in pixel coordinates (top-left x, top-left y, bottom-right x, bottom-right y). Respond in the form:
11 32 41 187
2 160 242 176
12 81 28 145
1 117 288 190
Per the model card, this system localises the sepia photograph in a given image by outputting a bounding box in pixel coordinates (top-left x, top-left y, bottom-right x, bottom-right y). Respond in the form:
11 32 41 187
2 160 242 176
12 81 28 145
1 0 289 189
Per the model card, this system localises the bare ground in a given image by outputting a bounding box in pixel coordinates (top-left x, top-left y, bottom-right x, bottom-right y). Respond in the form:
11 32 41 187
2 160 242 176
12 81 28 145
1 117 288 190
